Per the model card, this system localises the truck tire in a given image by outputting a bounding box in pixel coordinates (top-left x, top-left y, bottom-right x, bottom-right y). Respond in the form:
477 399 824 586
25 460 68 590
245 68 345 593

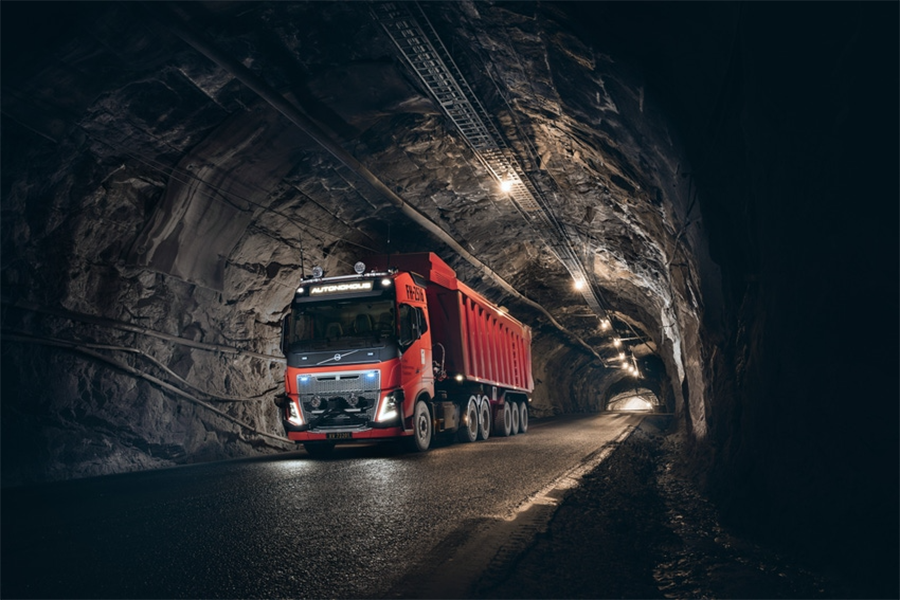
457 397 478 443
477 398 491 441
494 402 512 437
510 400 520 435
518 402 528 434
407 399 432 452
304 442 335 458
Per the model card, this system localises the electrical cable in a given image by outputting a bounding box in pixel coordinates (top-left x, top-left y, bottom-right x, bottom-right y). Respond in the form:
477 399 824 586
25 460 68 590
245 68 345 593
3 332 292 446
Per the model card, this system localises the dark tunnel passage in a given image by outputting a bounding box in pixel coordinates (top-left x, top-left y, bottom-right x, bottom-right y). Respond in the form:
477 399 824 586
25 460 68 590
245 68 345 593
1 1 897 596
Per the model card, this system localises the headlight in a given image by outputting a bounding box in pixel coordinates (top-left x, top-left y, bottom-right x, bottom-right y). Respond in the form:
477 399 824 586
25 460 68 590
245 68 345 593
287 399 304 425
376 393 399 422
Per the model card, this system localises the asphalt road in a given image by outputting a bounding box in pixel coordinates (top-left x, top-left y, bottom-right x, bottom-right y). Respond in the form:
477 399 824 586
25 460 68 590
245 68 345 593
1 412 641 599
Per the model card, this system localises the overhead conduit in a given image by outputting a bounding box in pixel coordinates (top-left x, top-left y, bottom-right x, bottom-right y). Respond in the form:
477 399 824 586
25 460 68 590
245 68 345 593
146 2 607 363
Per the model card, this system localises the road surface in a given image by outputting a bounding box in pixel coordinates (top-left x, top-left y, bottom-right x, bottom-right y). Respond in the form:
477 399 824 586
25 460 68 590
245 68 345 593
1 412 641 599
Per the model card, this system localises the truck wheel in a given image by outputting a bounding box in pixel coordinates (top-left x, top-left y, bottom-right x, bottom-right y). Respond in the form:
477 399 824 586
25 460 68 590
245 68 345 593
494 402 512 437
518 402 529 434
304 442 335 458
407 399 432 452
477 398 491 440
510 401 520 435
457 397 478 443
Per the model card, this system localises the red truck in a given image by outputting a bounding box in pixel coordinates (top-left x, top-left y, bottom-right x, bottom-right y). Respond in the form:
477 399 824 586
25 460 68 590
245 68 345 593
277 252 533 455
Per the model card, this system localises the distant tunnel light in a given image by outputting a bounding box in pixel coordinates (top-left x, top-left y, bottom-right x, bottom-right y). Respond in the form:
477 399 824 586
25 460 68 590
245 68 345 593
499 179 513 193
574 279 586 291
608 396 653 412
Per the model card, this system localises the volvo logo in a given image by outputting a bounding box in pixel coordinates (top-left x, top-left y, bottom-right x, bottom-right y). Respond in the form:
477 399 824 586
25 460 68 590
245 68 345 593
317 349 358 365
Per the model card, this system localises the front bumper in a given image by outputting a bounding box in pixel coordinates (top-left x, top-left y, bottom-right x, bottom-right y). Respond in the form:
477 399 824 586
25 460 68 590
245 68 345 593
286 425 407 442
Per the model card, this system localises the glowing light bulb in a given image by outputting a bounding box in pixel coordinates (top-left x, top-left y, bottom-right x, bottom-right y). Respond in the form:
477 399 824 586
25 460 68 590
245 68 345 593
618 352 625 360
500 179 513 193
601 320 610 330
574 279 585 291
613 338 622 347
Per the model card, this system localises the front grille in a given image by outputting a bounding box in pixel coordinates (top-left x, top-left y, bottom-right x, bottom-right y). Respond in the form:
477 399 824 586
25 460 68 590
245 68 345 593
297 370 381 430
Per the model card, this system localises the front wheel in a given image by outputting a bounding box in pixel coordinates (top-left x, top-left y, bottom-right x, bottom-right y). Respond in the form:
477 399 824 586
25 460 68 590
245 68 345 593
407 399 433 452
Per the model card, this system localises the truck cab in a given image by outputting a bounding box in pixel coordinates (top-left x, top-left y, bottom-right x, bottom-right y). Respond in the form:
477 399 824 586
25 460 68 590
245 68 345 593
278 263 433 453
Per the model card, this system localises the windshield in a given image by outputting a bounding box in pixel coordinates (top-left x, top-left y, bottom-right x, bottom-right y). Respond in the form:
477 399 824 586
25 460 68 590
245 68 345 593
287 299 396 350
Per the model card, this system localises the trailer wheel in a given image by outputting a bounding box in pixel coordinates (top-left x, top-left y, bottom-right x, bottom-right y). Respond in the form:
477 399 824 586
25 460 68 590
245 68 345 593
303 442 335 458
477 398 491 440
407 400 432 452
494 402 512 437
457 397 478 443
518 402 528 434
510 400 520 435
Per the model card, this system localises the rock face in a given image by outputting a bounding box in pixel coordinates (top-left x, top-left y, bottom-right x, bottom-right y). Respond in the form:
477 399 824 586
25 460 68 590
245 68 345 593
1 1 896 591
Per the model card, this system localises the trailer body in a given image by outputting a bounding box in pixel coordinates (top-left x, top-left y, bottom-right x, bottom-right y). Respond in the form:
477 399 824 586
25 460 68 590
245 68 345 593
278 253 533 453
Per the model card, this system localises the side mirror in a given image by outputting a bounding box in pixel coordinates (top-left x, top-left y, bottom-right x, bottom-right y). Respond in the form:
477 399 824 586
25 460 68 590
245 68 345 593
281 315 290 355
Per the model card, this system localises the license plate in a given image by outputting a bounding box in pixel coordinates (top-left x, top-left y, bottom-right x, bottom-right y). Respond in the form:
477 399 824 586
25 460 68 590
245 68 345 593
326 432 352 440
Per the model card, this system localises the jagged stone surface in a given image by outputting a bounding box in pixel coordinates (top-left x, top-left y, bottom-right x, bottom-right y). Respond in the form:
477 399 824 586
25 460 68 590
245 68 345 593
3 1 704 487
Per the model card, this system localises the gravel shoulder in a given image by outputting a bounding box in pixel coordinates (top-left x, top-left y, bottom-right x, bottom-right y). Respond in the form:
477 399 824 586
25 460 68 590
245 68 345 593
472 415 871 599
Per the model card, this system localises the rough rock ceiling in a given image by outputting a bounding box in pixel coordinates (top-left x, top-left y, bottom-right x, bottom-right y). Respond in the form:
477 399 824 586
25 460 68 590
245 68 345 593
1 1 709 480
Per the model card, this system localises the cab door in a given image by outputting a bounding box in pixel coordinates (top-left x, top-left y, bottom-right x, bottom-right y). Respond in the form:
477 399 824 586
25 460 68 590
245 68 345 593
396 275 433 420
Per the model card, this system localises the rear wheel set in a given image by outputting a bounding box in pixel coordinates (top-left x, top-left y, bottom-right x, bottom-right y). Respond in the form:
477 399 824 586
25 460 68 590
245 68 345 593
494 400 528 437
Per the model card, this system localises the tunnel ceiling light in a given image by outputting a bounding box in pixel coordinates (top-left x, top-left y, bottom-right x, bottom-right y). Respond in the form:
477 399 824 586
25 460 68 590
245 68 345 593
613 338 622 347
499 179 513 193
574 279 585 291
618 352 625 360
601 319 611 330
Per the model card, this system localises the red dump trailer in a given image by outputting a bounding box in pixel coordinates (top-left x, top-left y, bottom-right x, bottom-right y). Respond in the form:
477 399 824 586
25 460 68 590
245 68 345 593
277 252 533 455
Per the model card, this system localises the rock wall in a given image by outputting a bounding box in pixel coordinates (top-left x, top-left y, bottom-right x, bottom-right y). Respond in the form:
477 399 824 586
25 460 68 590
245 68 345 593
1 2 708 486
577 2 898 592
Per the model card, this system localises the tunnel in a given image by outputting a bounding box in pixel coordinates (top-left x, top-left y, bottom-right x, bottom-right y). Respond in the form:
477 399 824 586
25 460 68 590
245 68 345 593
1 1 897 596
